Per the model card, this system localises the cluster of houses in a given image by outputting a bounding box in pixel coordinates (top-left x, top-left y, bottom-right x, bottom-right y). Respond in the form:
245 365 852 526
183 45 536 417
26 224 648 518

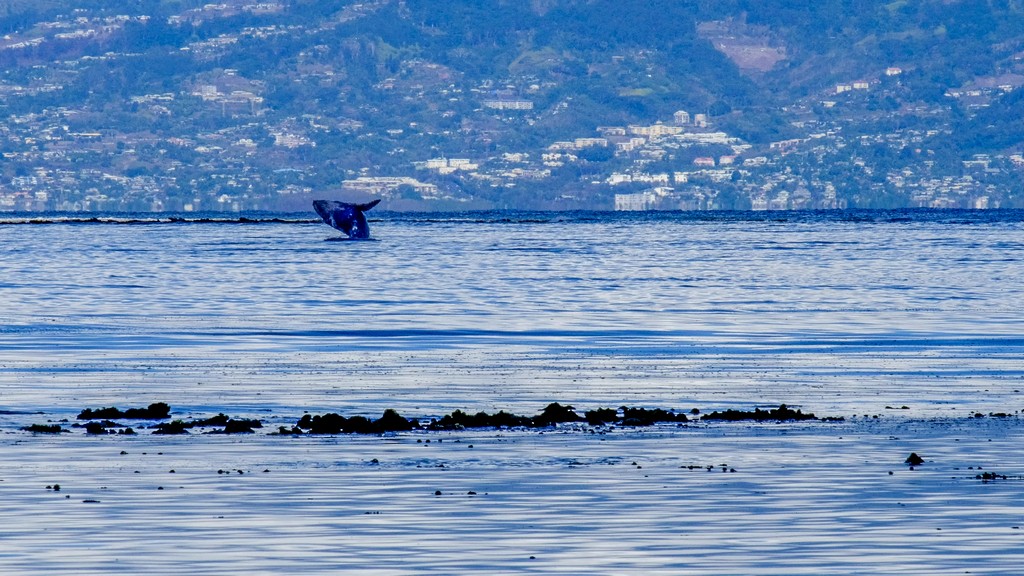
1 5 1021 212
2 84 1016 211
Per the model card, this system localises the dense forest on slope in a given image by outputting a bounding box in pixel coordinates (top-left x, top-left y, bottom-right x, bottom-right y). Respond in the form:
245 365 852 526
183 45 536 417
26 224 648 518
5 0 1022 126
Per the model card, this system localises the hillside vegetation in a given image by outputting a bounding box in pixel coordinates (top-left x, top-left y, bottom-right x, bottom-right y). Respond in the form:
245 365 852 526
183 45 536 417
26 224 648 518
2 0 1024 210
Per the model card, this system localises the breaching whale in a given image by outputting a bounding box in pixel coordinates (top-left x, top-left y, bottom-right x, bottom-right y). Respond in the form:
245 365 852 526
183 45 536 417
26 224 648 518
312 199 381 239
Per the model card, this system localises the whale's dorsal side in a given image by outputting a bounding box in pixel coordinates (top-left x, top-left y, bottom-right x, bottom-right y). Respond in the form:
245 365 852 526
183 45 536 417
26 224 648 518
312 198 381 239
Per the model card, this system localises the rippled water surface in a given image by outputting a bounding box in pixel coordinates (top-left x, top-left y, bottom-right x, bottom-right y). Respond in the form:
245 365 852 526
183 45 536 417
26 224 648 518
2 209 1024 574
3 210 1023 416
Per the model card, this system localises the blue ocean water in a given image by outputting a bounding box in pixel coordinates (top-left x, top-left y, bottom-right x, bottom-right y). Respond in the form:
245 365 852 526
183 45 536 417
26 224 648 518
5 210 1024 575
2 209 1023 420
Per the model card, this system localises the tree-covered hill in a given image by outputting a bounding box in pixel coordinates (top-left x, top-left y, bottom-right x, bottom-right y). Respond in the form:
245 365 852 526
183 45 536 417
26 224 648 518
3 0 1024 210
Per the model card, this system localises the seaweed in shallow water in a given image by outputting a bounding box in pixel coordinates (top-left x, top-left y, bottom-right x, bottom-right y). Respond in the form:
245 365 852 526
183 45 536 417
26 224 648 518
21 423 65 434
701 404 818 422
78 402 171 420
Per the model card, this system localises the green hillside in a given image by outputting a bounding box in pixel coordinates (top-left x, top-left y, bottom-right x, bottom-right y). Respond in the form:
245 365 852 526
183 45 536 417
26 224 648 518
2 0 1024 210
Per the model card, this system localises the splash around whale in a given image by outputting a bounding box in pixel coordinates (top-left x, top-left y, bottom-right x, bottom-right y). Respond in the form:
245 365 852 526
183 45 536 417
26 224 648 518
312 199 381 239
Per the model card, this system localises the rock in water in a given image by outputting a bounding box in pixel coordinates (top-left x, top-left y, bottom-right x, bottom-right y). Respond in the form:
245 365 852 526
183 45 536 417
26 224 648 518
905 452 925 466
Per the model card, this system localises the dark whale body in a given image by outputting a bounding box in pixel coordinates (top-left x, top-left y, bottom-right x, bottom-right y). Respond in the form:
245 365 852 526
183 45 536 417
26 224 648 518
313 199 381 239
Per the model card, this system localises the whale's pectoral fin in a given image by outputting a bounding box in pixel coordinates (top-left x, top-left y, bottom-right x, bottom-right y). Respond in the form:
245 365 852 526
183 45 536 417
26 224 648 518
356 199 381 212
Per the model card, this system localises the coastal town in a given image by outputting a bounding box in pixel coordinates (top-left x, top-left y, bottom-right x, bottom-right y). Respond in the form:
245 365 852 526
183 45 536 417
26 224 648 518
2 2 1022 212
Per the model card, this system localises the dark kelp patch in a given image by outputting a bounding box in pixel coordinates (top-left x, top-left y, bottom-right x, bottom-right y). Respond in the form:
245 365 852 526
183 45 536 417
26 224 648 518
701 404 827 422
620 407 689 426
212 418 263 434
69 419 136 434
293 409 418 434
151 415 263 435
973 471 1022 482
38 402 848 437
78 402 170 420
292 403 690 435
152 420 190 435
21 423 66 434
